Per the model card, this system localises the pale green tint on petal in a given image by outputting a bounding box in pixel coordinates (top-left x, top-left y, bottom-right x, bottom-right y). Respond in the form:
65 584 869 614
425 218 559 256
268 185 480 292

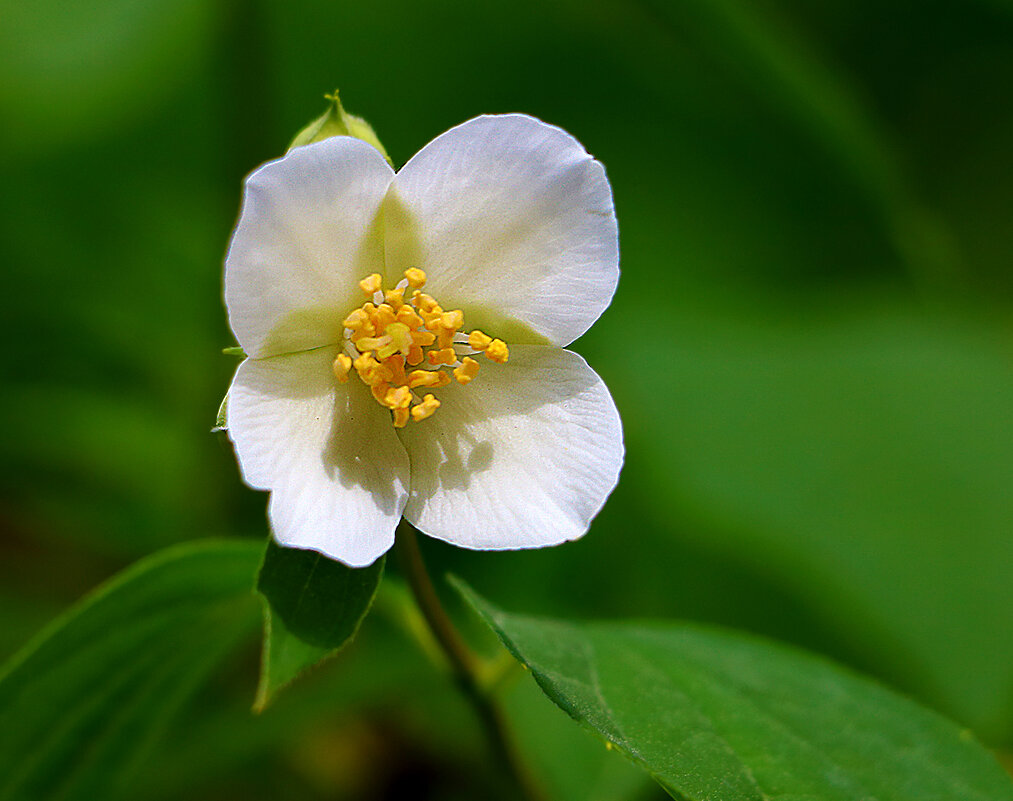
380 189 551 345
398 345 623 550
378 187 425 290
387 114 619 347
288 90 392 166
224 136 393 359
227 348 409 567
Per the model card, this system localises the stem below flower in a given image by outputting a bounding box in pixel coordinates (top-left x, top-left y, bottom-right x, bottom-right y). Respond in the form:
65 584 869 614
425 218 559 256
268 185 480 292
394 521 548 801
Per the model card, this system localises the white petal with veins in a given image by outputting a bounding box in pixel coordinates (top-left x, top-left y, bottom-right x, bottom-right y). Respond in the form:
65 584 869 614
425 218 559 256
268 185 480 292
227 348 409 566
388 114 619 347
225 137 394 358
398 345 624 550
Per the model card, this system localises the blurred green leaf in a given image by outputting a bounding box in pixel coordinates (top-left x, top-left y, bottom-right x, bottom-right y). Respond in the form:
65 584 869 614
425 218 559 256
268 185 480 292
458 581 1013 801
504 676 660 801
255 540 384 710
0 539 261 801
641 0 960 288
0 0 218 155
613 300 1013 743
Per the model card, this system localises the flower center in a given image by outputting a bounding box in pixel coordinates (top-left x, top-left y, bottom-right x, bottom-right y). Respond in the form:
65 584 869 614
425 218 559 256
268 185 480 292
332 269 509 428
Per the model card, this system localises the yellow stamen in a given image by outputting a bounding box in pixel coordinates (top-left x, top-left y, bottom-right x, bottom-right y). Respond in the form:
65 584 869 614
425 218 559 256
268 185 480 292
422 308 445 330
383 355 407 386
340 272 510 426
374 303 396 331
404 268 427 289
411 394 441 422
427 347 456 366
354 335 390 354
332 353 352 383
385 322 413 355
453 357 480 385
396 306 423 329
384 386 412 410
359 273 382 296
412 329 436 347
343 308 370 331
468 330 493 350
436 309 465 349
441 310 464 330
485 339 509 363
413 292 440 313
370 382 391 405
408 369 446 389
384 287 405 309
354 353 387 386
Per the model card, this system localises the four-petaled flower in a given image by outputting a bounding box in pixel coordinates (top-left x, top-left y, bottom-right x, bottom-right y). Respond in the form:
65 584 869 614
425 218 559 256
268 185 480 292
224 114 624 566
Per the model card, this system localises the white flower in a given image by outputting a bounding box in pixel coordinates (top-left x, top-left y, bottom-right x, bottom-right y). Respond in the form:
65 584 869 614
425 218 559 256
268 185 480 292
224 114 624 567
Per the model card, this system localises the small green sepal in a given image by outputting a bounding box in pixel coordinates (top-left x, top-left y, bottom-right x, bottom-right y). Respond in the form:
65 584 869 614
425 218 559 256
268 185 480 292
212 393 228 433
288 90 392 165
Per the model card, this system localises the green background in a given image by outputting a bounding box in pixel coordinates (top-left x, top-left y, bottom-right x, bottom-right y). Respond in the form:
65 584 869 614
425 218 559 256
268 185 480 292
2 0 1012 797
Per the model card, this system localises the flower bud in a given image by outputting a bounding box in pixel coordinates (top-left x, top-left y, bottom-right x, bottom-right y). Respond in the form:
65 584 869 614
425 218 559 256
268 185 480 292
288 90 391 165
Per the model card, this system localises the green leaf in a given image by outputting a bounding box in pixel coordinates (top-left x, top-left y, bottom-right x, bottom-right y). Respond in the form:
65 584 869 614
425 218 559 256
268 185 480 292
254 540 384 710
457 582 1013 801
0 539 262 801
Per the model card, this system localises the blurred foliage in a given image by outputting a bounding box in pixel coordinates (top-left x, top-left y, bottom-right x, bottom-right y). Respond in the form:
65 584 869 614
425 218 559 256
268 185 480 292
1 0 1012 797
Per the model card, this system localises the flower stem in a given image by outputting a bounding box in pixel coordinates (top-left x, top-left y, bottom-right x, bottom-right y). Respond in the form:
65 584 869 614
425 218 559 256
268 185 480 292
394 522 548 801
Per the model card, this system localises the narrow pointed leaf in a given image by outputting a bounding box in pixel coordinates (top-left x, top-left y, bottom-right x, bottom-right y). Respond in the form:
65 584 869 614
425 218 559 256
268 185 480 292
0 540 262 801
457 581 1013 801
254 540 384 710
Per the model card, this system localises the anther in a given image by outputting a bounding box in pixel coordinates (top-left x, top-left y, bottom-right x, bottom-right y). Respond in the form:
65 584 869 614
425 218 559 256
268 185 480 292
374 304 396 330
468 330 493 351
411 394 441 422
413 330 436 347
427 347 456 366
453 357 480 385
384 322 413 355
441 310 464 330
370 382 391 405
485 339 509 363
354 335 390 354
413 292 440 313
384 386 412 410
383 355 407 386
404 268 427 289
332 353 352 383
396 307 422 328
408 369 451 389
359 273 382 295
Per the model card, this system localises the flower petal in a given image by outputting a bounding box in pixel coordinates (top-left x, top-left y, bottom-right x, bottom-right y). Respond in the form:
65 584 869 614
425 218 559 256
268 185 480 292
227 348 409 567
225 137 394 358
399 345 623 550
387 114 619 347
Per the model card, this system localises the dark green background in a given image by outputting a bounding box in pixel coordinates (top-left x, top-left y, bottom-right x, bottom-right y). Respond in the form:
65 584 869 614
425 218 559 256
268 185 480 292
2 0 1012 797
